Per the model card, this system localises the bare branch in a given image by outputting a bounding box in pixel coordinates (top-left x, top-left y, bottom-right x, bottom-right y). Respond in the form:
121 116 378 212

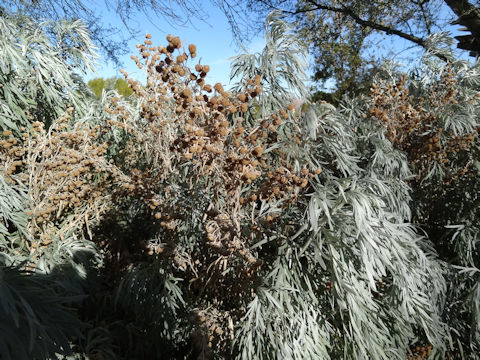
282 0 448 61
292 0 427 47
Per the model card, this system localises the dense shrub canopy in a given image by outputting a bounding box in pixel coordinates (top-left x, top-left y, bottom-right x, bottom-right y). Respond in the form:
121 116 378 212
0 8 479 360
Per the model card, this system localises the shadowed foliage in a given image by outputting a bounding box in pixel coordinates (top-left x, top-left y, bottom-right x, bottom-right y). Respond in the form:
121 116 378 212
1 7 479 360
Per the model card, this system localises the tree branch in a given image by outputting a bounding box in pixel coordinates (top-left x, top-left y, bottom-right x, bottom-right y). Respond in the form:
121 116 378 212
283 0 448 61
296 1 428 46
413 0 433 34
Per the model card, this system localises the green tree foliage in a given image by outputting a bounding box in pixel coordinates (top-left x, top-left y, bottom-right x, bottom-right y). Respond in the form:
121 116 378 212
1 8 480 360
88 77 133 98
218 0 480 99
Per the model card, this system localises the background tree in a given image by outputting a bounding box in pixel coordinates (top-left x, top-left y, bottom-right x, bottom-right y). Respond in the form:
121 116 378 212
88 77 134 98
218 0 480 100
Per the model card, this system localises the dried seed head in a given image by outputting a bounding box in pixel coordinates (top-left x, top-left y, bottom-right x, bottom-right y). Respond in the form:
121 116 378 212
182 88 192 98
188 44 197 55
237 93 247 102
171 36 181 48
252 146 264 157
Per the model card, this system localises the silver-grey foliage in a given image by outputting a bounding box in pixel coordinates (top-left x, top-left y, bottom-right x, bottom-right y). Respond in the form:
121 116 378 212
1 8 479 360
0 12 97 133
229 15 454 360
230 11 309 115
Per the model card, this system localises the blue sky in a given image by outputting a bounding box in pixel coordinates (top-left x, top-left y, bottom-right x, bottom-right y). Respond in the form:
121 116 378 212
85 1 265 86
85 1 471 89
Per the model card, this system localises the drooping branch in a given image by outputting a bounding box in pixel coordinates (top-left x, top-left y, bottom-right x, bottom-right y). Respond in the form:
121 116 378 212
283 0 448 61
294 1 427 46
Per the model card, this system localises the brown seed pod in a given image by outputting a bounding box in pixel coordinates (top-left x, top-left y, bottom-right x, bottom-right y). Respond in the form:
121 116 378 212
171 37 181 48
182 88 192 98
252 146 264 157
237 93 247 102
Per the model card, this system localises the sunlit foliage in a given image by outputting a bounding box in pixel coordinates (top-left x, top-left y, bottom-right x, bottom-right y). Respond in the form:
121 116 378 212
0 9 479 360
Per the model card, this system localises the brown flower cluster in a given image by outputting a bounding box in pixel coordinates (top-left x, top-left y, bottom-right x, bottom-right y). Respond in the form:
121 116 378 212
191 307 234 356
99 34 325 347
407 344 432 360
0 108 131 254
104 33 321 264
368 70 478 184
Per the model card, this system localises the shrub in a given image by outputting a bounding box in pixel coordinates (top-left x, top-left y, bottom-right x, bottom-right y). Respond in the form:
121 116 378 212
1 10 479 360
